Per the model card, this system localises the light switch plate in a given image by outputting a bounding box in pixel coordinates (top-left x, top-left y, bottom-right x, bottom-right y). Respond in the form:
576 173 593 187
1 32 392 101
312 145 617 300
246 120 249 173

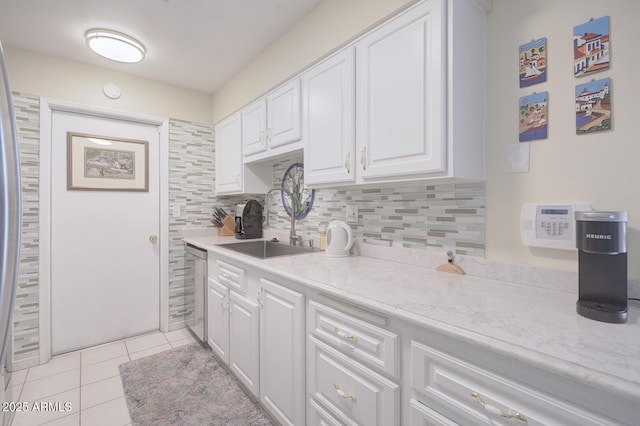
346 205 358 223
507 142 530 173
172 205 181 218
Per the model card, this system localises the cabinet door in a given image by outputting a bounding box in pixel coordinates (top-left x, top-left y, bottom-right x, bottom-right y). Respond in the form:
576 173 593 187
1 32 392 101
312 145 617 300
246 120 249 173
303 47 356 186
229 291 260 397
258 278 305 426
242 98 267 156
207 278 229 363
267 79 301 149
355 0 445 180
214 113 243 194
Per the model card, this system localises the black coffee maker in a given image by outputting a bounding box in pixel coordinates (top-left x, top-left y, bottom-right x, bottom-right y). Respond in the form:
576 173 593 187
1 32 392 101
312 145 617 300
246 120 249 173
575 211 628 323
234 200 263 239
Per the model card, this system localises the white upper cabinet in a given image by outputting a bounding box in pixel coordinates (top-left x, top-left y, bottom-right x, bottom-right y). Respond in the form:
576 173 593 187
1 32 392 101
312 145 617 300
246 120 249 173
215 112 271 195
217 0 487 191
304 0 486 188
241 98 267 157
242 79 302 163
356 0 445 181
302 47 356 186
268 80 302 149
214 112 243 194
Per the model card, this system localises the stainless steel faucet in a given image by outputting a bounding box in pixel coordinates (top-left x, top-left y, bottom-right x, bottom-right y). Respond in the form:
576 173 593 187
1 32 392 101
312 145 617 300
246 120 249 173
289 214 302 246
264 188 301 246
264 188 281 227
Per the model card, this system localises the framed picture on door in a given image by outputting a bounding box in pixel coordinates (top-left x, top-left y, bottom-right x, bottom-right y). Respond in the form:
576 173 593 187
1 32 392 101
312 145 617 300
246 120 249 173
67 132 149 191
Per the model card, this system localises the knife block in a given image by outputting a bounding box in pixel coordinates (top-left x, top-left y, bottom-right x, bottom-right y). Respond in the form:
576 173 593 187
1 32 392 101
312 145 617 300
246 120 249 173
217 216 236 236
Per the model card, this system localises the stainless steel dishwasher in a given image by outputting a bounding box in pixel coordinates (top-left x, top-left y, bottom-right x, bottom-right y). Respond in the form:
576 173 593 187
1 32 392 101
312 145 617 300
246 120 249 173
184 243 207 344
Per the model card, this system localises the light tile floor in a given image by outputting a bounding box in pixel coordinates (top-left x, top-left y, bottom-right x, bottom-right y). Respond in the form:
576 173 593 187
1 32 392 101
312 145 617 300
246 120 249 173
9 328 198 426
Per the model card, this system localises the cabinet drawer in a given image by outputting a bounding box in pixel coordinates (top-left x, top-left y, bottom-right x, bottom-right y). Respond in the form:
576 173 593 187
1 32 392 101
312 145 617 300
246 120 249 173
308 300 399 377
215 259 246 293
309 335 399 426
411 340 626 426
308 398 344 426
410 399 457 426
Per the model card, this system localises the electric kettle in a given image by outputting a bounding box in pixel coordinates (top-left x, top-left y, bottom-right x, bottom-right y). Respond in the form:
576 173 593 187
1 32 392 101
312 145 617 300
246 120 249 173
325 220 354 258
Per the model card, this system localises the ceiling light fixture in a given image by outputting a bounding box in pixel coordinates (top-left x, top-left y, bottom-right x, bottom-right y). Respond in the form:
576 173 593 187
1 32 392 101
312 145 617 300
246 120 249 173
85 29 145 63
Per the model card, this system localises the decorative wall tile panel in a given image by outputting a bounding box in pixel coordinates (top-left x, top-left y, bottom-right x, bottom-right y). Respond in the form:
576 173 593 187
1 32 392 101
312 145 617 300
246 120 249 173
168 119 217 329
12 92 40 363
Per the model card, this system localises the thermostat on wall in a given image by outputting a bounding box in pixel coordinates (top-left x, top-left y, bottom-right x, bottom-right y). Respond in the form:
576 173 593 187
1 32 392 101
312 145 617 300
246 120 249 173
520 203 591 250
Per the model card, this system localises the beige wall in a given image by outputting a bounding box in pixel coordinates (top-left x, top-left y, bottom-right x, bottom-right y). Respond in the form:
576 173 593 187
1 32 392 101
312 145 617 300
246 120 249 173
486 0 640 277
211 0 415 123
4 47 212 123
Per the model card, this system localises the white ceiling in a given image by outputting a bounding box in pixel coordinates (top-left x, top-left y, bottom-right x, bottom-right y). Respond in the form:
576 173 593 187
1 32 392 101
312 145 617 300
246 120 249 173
0 0 322 94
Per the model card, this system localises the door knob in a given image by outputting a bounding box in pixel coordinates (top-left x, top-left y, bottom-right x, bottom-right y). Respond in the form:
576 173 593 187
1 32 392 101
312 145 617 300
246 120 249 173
149 234 158 243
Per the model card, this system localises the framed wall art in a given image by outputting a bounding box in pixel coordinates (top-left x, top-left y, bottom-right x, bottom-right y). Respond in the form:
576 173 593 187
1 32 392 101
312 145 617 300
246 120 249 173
575 78 611 134
519 92 548 142
519 37 547 88
574 16 610 77
67 132 149 191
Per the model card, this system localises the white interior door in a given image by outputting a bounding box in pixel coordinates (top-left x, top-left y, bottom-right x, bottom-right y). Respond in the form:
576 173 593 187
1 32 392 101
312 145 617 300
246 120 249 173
50 109 160 355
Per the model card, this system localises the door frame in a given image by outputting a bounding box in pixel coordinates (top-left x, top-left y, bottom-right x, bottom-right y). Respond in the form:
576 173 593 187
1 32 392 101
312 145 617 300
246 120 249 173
38 98 170 366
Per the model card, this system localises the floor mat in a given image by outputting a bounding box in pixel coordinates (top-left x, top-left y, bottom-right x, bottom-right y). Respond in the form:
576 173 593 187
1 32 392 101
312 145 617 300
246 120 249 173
119 342 273 425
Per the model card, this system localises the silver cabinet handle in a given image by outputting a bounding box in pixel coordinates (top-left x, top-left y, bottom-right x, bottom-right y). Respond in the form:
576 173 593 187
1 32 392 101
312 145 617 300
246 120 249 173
471 392 527 423
148 234 158 243
259 130 265 146
266 127 272 144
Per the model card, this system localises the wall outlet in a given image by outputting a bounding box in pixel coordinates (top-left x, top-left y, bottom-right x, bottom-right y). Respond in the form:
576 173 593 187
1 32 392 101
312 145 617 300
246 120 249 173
346 205 358 223
172 205 181 218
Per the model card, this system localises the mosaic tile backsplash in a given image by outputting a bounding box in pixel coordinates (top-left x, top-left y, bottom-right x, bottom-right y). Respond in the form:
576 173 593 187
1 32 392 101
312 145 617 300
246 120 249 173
264 152 485 256
10 93 486 364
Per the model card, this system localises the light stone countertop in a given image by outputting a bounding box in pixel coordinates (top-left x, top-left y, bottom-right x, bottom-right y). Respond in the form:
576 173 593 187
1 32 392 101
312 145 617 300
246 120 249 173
184 234 640 403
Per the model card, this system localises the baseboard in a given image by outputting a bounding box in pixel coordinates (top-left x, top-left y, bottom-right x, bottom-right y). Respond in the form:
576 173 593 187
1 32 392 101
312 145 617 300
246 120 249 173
10 354 40 372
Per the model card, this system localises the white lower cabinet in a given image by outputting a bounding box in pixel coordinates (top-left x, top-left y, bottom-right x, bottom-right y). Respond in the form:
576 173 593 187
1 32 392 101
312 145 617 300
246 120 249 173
307 299 400 426
308 398 345 426
308 335 399 426
206 277 260 397
307 300 399 377
204 250 638 426
258 277 305 426
228 291 260 396
411 340 631 426
207 278 229 363
410 398 457 426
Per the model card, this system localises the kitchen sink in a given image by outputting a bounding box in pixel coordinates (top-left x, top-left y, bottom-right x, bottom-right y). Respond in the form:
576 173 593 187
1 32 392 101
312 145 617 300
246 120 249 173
219 240 316 259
